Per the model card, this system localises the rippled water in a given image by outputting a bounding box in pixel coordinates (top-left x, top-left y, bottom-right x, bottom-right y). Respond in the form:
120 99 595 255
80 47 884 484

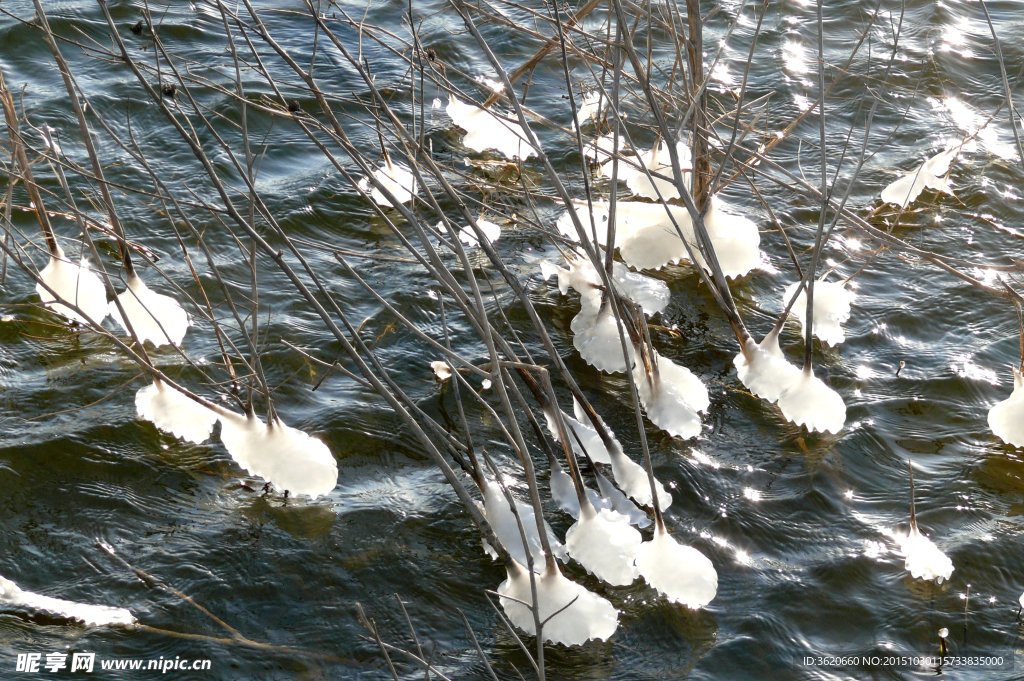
2 0 1024 678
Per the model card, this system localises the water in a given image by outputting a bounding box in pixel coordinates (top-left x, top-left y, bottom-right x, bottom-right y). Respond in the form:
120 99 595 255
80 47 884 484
1 0 1024 678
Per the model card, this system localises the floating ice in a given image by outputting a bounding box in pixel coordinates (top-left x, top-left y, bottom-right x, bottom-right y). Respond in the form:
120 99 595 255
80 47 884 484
110 273 190 347
609 263 670 315
577 90 605 123
776 366 846 434
0 575 135 627
594 470 651 527
782 278 854 346
556 196 760 278
634 352 709 439
566 505 641 585
622 140 692 200
446 97 535 160
606 441 671 510
733 330 802 403
458 219 502 248
988 367 1024 447
542 254 668 316
497 563 618 646
898 526 954 583
549 458 588 516
357 157 417 208
586 132 621 168
571 302 635 373
36 248 108 325
570 400 671 511
544 407 612 465
699 196 762 279
429 360 452 381
549 461 615 519
135 380 219 444
219 412 338 499
636 527 717 608
481 480 566 571
881 145 958 209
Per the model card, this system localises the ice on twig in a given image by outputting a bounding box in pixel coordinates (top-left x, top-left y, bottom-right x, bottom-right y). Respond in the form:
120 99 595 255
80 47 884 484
0 575 135 627
357 156 417 208
481 480 567 571
636 526 717 608
110 273 190 347
569 400 671 510
776 366 846 434
446 97 535 160
898 526 954 583
585 132 621 168
36 247 108 325
566 504 641 585
621 140 692 200
988 367 1024 447
880 145 958 209
594 471 651 528
498 562 618 645
458 219 502 248
544 407 612 465
733 329 802 403
782 277 854 347
556 196 760 278
634 351 709 440
135 380 219 444
570 302 635 373
607 440 671 510
577 90 605 123
699 196 762 280
219 412 338 499
429 360 452 381
543 254 669 316
548 461 614 519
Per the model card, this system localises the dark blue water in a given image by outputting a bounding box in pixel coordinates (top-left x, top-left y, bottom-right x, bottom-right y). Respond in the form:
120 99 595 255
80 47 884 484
2 0 1024 678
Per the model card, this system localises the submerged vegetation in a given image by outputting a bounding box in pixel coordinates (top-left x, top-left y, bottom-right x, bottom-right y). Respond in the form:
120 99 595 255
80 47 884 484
2 0 1024 676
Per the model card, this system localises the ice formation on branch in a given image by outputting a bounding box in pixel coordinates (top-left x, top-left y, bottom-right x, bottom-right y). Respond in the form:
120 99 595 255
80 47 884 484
498 563 618 645
37 247 108 325
636 527 718 608
898 526 954 583
880 145 958 209
570 302 635 373
776 366 847 434
446 97 535 160
988 367 1024 447
734 330 802 403
458 219 502 247
544 407 613 465
634 351 709 440
542 254 669 316
481 480 567 571
569 400 672 510
135 380 219 444
219 412 338 499
621 140 692 200
429 360 452 381
0 576 135 627
358 156 417 208
782 278 854 347
110 273 190 347
566 504 641 585
556 196 760 278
